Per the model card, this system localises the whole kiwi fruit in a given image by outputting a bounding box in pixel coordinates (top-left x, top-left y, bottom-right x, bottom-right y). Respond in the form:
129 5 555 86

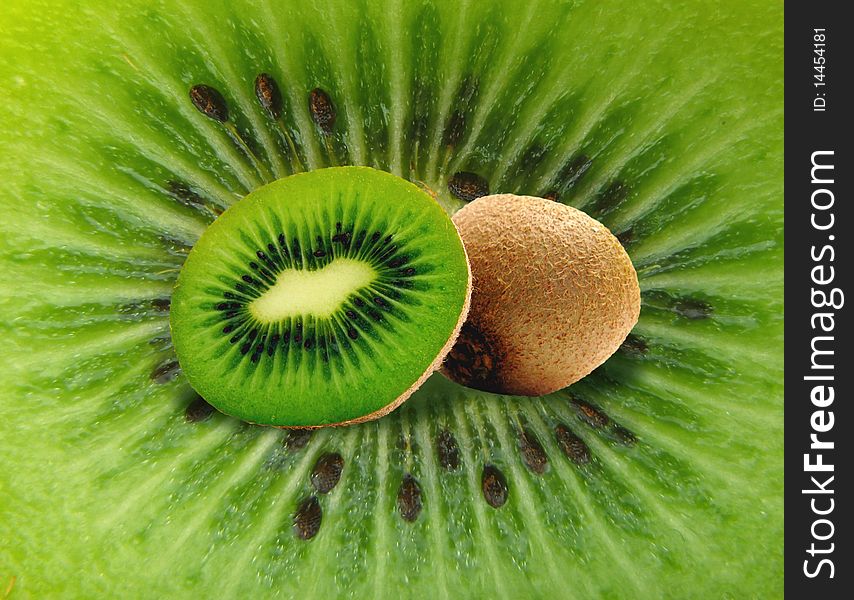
0 1 783 598
444 194 640 396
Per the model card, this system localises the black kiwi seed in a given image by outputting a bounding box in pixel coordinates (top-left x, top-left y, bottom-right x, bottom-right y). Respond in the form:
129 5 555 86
189 84 229 122
232 282 251 296
481 465 508 508
571 398 610 429
443 322 504 394
293 496 322 541
674 298 713 320
283 429 312 453
517 429 548 475
291 238 302 262
436 430 460 471
250 344 264 363
310 452 344 494
267 333 280 355
543 190 560 202
184 396 216 423
448 171 490 203
150 359 180 384
309 88 336 135
256 250 276 269
254 73 283 119
387 256 407 268
555 424 590 465
331 230 352 246
397 474 423 523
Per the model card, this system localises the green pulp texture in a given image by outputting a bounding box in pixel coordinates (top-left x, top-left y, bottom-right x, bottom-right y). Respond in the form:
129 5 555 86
170 167 470 426
0 0 783 598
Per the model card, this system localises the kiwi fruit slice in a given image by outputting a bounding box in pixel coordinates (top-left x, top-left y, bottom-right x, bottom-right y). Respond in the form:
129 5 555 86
445 193 640 396
170 166 471 427
0 1 783 598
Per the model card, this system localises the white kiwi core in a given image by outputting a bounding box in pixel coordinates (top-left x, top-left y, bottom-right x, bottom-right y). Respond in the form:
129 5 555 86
249 258 377 321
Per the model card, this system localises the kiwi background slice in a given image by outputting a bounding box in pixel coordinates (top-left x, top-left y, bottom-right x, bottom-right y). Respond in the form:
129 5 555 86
171 167 470 426
0 0 782 598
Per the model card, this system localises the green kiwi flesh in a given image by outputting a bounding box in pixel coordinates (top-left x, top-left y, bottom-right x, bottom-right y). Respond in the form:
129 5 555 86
0 0 782 598
170 166 470 427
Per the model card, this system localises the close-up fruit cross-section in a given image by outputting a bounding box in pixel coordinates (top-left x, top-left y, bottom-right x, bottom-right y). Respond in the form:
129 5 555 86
170 167 472 427
0 1 783 598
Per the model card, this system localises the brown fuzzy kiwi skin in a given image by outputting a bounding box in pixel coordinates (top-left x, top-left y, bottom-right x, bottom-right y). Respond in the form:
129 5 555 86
442 193 640 396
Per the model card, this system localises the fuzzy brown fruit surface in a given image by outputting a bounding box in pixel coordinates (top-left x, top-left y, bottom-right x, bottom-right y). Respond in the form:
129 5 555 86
443 194 640 396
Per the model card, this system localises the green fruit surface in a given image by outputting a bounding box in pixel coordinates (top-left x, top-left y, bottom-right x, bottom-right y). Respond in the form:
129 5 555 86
0 1 782 599
170 167 471 426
